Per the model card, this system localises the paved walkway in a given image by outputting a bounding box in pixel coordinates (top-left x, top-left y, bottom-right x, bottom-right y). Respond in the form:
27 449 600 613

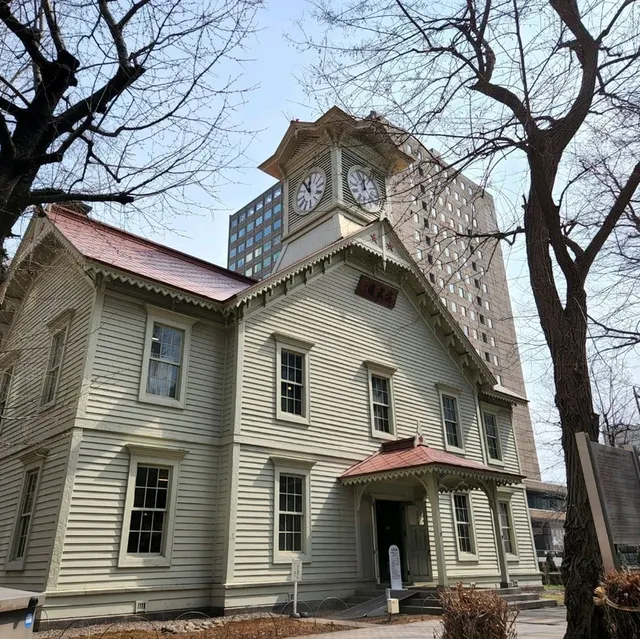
308 607 567 639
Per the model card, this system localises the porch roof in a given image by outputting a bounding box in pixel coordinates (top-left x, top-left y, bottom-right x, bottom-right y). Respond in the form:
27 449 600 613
340 437 523 487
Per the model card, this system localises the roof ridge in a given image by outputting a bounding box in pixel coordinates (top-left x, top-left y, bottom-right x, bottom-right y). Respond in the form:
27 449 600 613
46 205 256 285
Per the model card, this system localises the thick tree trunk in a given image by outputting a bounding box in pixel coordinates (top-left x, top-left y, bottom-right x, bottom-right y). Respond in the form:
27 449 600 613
523 186 607 639
550 318 606 639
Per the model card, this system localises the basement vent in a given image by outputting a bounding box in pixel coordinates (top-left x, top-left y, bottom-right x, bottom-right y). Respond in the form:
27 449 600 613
135 601 147 614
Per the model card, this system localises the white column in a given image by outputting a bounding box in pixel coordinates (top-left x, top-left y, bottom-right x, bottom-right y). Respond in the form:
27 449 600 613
423 473 447 587
486 483 510 588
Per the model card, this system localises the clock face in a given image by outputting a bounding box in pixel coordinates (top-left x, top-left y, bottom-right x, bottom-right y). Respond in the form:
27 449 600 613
348 166 381 211
295 168 326 214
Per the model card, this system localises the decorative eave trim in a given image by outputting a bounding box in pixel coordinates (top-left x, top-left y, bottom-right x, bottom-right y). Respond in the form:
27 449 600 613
234 222 495 387
479 387 528 406
233 244 350 307
340 462 523 488
85 264 230 313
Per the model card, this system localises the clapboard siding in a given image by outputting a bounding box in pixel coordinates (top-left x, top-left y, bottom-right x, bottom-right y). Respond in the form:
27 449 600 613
0 433 70 589
212 444 231 583
84 292 226 441
233 446 357 583
56 430 217 590
241 263 489 464
506 488 539 574
232 261 537 587
0 254 94 449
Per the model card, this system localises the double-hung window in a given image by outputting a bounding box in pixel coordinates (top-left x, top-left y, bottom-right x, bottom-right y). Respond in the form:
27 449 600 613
41 313 72 407
6 453 46 571
10 469 39 562
371 376 391 433
483 411 502 462
278 474 304 552
272 457 314 563
281 350 304 415
441 393 463 451
498 500 517 556
119 444 185 567
452 493 476 559
139 307 194 409
366 362 396 438
0 367 13 435
274 334 313 425
127 465 169 555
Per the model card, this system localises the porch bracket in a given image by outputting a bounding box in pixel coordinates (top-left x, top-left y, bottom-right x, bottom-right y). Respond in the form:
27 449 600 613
418 472 448 588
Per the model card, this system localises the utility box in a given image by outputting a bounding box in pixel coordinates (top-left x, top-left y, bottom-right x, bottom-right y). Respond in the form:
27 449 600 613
0 588 45 639
386 598 399 614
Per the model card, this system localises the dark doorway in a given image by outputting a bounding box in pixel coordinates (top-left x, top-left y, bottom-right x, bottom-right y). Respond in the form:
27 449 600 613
374 500 406 583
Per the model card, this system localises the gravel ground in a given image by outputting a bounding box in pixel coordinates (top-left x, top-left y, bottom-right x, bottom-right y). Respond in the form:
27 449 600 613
34 613 343 639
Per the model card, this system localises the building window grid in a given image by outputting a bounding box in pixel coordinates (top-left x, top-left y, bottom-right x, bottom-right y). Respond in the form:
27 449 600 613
499 501 515 555
371 375 391 433
10 469 39 561
278 474 304 552
442 395 461 448
42 328 67 405
453 494 474 554
0 367 13 434
484 412 501 460
127 465 170 555
146 324 184 399
280 350 304 416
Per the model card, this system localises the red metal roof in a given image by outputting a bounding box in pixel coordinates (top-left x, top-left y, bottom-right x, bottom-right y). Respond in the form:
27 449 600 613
340 437 516 480
46 206 254 303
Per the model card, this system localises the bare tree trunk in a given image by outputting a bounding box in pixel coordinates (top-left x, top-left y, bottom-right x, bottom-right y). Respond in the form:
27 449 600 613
553 329 605 639
523 183 607 638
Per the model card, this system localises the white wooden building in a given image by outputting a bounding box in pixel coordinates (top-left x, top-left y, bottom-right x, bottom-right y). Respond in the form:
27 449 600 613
0 108 541 622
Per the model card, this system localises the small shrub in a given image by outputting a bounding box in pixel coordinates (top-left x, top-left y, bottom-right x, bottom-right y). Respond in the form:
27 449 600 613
435 583 518 639
545 552 559 574
595 570 640 638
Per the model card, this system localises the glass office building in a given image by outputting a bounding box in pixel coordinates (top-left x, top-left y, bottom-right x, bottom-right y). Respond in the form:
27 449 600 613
227 183 283 279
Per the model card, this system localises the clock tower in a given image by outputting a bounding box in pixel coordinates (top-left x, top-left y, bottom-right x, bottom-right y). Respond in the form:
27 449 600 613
258 107 412 272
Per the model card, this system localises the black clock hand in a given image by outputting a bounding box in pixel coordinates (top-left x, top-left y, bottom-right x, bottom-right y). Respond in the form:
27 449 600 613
304 179 311 194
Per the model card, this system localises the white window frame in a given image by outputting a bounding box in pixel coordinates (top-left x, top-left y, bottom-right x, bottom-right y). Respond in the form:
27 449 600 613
497 494 519 561
0 365 14 437
482 407 504 466
437 384 465 453
5 451 47 571
274 333 314 426
40 311 73 408
118 444 186 568
365 361 397 440
271 456 315 564
451 491 478 561
138 306 195 409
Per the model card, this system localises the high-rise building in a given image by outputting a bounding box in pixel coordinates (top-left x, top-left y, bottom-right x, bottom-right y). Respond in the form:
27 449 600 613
226 125 541 481
227 182 284 279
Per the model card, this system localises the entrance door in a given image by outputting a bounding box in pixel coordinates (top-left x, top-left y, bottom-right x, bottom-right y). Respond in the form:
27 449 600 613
404 502 431 582
374 500 406 584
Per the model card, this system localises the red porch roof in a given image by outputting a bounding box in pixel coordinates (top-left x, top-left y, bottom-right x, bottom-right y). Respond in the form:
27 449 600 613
46 206 255 303
340 437 523 485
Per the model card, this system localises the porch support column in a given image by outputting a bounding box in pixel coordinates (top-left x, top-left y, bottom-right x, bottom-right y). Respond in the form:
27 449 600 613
486 482 510 588
423 473 447 587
